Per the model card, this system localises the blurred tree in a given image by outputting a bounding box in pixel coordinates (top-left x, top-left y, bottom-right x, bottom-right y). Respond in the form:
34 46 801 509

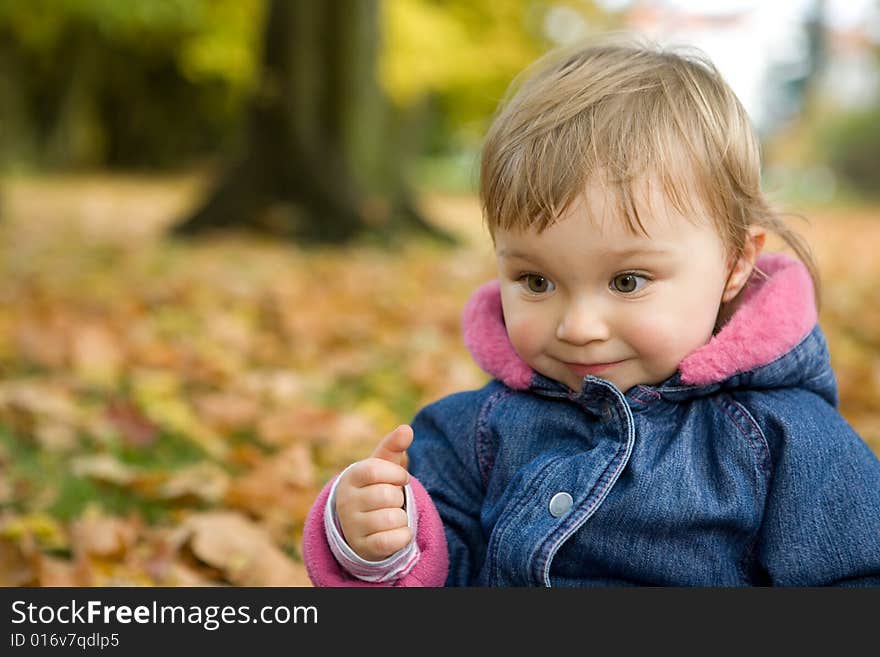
380 0 617 162
759 0 827 136
0 0 262 169
173 0 449 243
0 0 617 204
818 105 880 198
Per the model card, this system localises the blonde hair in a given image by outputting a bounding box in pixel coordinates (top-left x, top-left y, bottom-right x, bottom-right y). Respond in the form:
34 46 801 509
480 37 820 306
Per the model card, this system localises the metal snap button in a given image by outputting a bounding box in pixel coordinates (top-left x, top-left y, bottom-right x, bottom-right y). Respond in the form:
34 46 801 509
549 492 573 517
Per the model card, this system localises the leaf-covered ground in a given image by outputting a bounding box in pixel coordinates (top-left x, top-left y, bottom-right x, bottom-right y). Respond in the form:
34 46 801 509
0 174 878 586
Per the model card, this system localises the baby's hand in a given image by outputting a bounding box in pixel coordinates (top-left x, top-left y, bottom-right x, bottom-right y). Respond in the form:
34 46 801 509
335 424 414 561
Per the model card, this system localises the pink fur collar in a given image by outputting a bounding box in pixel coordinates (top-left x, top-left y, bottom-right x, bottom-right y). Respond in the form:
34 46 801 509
461 253 818 391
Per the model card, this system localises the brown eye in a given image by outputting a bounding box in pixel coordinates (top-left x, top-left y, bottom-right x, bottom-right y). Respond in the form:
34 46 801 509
525 274 554 294
612 274 644 294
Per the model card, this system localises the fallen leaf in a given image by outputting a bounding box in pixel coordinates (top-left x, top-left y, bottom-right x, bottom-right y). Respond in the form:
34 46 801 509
69 511 139 559
36 554 88 586
13 313 70 369
70 323 124 387
34 419 78 452
193 393 260 432
240 369 306 405
71 454 138 486
156 462 229 503
0 512 68 552
0 537 35 586
0 472 12 506
184 511 310 586
226 444 315 515
0 381 81 427
106 399 159 447
256 406 337 446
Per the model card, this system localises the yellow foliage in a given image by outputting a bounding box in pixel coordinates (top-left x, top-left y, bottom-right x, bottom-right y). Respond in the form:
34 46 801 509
1 513 68 551
380 0 544 117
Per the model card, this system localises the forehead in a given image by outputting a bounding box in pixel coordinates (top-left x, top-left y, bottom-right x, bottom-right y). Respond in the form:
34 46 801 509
583 173 711 234
496 176 718 255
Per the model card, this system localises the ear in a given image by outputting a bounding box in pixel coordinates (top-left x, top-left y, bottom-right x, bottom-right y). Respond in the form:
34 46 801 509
722 226 766 303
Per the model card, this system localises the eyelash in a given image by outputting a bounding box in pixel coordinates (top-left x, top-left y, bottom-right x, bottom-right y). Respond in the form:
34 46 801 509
516 272 555 295
610 271 652 295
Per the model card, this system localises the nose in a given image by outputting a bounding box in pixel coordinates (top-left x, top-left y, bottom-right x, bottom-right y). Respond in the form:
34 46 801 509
556 298 610 345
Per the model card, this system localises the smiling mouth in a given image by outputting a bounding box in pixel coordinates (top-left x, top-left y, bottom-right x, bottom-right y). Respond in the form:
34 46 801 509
565 360 627 376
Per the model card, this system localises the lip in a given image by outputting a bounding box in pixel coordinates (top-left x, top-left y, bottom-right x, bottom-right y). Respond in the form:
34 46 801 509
564 360 627 376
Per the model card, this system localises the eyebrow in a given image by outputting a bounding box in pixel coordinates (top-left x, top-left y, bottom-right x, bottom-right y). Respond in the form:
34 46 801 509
497 246 670 259
496 248 533 259
605 246 671 257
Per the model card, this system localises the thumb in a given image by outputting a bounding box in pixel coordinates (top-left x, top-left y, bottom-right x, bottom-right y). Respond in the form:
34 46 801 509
371 424 413 467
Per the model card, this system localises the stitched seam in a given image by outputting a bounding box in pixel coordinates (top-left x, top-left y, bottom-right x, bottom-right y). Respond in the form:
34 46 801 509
661 384 712 393
731 399 773 573
711 395 771 581
633 387 662 401
489 455 561 585
538 426 631 585
537 385 636 586
475 387 512 488
727 398 773 581
729 400 772 473
711 396 765 478
534 440 625 583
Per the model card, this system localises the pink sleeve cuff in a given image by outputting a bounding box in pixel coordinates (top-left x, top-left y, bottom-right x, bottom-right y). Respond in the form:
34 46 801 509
302 473 449 587
324 468 421 581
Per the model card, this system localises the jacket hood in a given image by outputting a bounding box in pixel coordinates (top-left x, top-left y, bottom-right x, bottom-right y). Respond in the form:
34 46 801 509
461 253 836 403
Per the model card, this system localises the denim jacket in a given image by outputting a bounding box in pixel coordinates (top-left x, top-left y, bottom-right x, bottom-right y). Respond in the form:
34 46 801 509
303 254 880 586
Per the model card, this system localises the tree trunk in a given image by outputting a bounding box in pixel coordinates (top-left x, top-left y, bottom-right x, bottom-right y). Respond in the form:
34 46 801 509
172 0 452 244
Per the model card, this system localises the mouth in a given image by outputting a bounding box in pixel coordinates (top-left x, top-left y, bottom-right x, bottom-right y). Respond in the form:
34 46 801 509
564 360 627 377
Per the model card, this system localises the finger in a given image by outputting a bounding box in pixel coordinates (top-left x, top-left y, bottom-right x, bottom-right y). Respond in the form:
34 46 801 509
371 424 414 466
356 483 406 512
359 507 409 534
360 527 413 560
347 458 409 488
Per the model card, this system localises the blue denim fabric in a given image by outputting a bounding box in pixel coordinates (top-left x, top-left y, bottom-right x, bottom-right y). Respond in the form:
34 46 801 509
406 325 880 586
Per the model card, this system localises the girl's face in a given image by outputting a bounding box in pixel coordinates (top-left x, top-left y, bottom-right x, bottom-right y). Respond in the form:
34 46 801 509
495 180 738 393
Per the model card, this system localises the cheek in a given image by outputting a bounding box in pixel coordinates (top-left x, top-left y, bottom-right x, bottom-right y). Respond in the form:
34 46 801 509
502 301 551 360
628 302 718 363
505 315 543 358
641 318 711 355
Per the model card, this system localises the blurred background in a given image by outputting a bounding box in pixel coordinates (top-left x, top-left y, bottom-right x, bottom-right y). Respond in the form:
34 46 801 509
0 0 878 586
